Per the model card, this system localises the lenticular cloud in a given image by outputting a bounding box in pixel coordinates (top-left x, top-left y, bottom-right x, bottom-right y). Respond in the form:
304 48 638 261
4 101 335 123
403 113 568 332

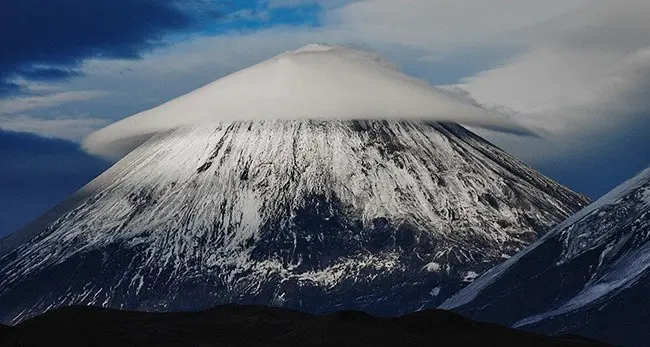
83 44 527 158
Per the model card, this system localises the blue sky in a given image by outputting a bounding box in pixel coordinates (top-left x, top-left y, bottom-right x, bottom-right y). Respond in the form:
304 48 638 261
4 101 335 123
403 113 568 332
0 130 108 233
1 0 649 237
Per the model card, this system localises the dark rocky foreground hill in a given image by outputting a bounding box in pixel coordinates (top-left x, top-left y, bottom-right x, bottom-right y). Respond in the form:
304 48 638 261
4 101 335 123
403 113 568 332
0 305 611 347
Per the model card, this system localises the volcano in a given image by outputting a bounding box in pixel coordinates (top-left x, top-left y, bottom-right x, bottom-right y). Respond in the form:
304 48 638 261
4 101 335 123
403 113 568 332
442 167 650 346
0 45 588 324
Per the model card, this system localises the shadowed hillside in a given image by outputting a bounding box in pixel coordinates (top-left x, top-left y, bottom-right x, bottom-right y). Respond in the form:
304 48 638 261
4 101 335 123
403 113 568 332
0 305 611 347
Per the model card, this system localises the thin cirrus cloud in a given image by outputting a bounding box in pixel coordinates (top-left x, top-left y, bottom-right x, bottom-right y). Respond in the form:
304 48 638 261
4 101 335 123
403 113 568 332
0 115 108 142
0 90 110 114
0 90 110 141
324 0 593 49
455 1 650 155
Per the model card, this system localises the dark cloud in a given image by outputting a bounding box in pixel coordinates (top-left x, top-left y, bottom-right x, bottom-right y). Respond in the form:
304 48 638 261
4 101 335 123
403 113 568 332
0 0 220 95
0 129 109 237
17 67 84 81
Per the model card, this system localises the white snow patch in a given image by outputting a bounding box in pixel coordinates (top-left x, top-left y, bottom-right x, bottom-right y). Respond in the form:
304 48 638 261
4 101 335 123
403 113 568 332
83 44 527 158
430 287 441 297
462 271 479 282
423 262 442 272
643 186 650 206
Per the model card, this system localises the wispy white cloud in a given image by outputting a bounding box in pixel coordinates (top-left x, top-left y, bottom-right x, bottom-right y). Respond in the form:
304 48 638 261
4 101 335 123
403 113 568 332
325 0 592 49
452 0 650 162
0 90 110 113
0 115 108 142
266 0 347 10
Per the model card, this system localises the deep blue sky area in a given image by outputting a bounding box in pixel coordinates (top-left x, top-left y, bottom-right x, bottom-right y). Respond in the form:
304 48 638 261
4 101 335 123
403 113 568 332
537 116 650 199
0 130 109 236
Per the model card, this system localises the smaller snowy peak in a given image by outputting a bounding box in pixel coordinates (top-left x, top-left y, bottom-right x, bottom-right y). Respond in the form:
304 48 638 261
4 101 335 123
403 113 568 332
83 44 527 158
556 166 650 261
440 166 650 346
442 166 650 311
569 167 650 221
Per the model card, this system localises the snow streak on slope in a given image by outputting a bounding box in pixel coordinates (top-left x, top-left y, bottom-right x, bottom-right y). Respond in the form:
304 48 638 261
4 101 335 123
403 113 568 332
82 44 528 158
441 167 650 346
556 167 650 263
0 120 587 324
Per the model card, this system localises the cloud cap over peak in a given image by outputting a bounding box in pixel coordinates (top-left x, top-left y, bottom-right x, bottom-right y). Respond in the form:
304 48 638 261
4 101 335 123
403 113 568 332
83 44 527 158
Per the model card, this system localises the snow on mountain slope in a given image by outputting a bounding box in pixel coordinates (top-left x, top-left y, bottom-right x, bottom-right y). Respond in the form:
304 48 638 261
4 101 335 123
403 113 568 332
442 167 650 347
0 120 588 324
82 44 527 159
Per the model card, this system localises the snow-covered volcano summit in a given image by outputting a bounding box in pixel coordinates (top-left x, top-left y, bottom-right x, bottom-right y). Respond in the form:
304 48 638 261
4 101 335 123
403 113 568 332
0 45 588 324
0 120 587 323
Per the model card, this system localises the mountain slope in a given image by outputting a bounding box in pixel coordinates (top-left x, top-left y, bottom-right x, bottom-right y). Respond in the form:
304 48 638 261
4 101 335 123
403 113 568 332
0 305 612 347
442 167 650 346
0 119 588 324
